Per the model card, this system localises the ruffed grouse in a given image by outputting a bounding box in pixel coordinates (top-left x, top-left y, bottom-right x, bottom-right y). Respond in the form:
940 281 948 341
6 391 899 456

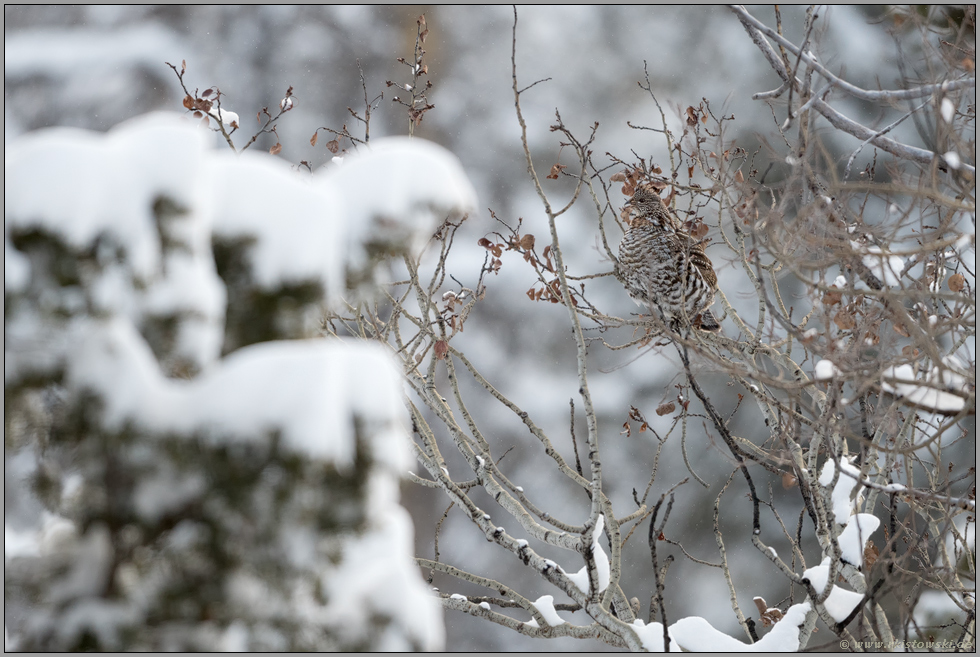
618 184 720 331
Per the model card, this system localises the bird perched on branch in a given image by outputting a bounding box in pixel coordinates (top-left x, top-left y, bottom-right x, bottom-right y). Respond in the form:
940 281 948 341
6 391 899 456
618 183 720 331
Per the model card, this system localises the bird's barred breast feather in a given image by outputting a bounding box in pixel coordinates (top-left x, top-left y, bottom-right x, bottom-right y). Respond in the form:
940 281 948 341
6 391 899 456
618 185 720 331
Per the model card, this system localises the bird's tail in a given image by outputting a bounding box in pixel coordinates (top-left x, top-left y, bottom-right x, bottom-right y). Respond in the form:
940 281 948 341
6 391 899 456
697 309 721 332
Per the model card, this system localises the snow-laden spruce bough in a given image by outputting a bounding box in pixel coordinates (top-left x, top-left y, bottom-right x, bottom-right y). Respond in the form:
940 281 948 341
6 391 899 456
5 113 476 651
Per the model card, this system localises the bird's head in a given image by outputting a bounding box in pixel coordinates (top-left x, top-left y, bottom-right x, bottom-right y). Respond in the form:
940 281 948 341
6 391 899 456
628 183 665 208
624 183 674 229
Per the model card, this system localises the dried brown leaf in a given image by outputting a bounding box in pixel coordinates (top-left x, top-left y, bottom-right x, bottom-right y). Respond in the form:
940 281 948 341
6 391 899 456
655 402 676 416
270 143 283 156
326 139 340 154
833 309 856 330
182 95 195 110
864 542 879 569
519 234 535 251
434 340 448 360
547 163 566 180
948 273 965 292
760 608 783 626
310 131 319 147
822 289 843 306
686 106 698 126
